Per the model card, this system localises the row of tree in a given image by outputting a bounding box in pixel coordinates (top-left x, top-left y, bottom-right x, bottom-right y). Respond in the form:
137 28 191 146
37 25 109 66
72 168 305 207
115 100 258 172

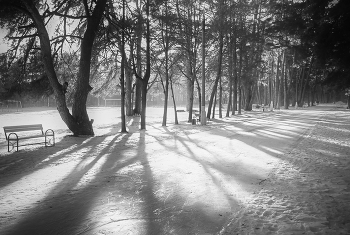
0 0 349 136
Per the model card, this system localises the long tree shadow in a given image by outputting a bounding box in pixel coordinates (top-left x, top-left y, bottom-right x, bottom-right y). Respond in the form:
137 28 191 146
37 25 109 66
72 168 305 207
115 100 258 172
131 129 242 234
1 131 142 235
0 120 131 189
0 136 97 189
2 107 348 234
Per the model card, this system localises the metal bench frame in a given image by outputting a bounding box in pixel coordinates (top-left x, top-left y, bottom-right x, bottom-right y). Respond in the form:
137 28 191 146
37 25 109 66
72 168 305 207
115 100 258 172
3 124 55 152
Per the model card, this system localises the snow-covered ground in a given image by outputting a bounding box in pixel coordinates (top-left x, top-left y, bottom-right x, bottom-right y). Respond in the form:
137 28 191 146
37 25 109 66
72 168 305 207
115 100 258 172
0 104 349 234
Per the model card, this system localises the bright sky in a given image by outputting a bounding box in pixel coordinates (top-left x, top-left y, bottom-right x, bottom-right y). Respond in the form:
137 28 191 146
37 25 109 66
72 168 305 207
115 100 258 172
0 27 9 53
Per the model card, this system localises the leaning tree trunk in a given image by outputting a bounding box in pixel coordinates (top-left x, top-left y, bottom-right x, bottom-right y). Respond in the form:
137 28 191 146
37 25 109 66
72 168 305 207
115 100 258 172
170 76 179 124
23 2 76 131
212 92 217 119
23 0 107 136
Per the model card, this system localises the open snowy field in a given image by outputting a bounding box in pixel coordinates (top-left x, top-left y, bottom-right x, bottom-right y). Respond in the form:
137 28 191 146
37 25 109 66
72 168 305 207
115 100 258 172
0 104 349 234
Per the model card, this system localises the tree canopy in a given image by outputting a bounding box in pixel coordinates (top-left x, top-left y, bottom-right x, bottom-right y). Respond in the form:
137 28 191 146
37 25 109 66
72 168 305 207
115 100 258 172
0 0 349 133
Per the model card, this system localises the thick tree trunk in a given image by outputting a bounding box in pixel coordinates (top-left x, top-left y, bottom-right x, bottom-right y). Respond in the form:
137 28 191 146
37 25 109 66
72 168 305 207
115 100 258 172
23 0 107 136
244 76 255 111
72 0 107 135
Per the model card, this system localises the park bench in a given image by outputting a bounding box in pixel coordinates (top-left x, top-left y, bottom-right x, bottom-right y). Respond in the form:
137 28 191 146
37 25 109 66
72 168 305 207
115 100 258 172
3 124 55 152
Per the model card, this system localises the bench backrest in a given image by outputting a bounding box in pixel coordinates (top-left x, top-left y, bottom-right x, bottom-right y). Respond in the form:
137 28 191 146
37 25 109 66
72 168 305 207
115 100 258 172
3 124 44 139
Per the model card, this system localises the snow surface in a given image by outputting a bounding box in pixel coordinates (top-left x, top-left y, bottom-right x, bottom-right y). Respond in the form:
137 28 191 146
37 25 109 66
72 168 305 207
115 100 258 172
0 104 349 234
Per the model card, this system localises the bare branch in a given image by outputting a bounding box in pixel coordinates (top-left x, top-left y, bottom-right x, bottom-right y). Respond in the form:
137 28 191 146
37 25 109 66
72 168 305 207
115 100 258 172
83 0 91 17
47 10 87 19
18 23 35 30
51 35 83 41
9 34 39 39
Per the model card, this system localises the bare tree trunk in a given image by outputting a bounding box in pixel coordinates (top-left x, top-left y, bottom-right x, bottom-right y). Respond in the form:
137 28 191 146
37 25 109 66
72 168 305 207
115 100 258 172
232 32 238 116
300 57 313 106
219 76 222 118
284 52 289 109
170 75 179 124
120 0 127 133
187 64 195 122
134 6 143 115
275 53 281 109
162 2 170 126
226 38 233 117
195 77 201 119
269 55 274 107
162 53 169 126
207 31 224 119
23 0 107 136
125 56 133 116
140 0 151 130
238 38 243 115
212 92 217 119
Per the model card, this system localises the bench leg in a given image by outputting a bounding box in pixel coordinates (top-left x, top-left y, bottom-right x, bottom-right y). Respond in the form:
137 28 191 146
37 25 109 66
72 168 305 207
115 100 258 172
7 140 18 152
45 129 55 147
7 133 19 152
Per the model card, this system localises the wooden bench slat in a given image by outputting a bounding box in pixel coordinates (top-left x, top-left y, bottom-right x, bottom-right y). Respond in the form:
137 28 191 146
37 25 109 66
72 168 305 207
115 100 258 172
4 124 42 131
3 124 55 152
5 127 43 133
4 124 42 128
8 134 45 140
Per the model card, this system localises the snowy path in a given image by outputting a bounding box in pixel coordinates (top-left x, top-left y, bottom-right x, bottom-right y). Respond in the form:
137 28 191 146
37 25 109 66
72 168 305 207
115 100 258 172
220 107 350 234
0 105 349 234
